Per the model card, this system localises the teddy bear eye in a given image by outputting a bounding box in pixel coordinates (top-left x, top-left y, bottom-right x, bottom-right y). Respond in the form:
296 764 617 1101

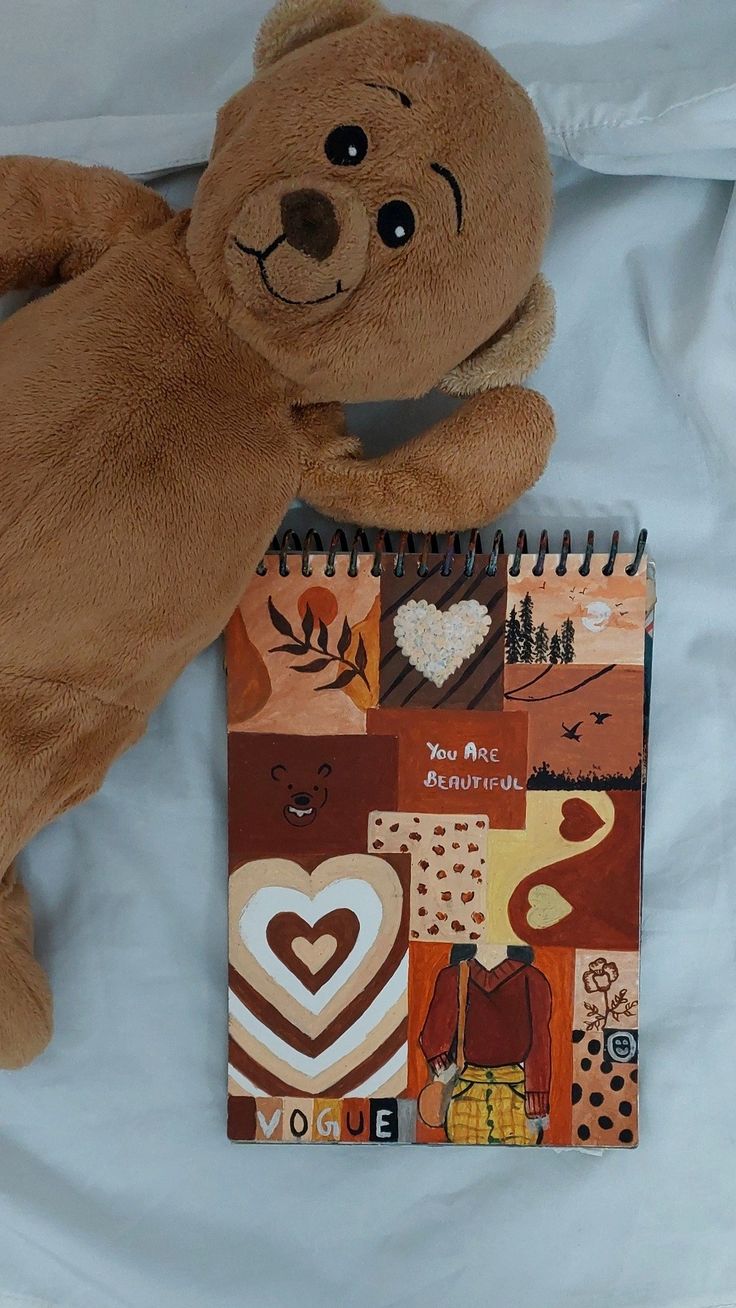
376 200 415 248
324 125 368 167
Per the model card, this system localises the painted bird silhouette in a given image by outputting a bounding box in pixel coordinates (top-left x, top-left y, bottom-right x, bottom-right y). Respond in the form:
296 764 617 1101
590 711 613 724
561 721 583 741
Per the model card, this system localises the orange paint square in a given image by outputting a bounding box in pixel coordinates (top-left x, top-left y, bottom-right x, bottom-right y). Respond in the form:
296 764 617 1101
254 1097 284 1142
340 1098 371 1142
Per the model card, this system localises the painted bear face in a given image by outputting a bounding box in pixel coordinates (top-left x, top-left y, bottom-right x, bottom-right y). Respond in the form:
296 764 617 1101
271 760 331 828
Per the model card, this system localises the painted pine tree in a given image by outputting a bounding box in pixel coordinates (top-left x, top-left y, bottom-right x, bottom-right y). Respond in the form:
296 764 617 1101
561 617 576 663
549 630 562 664
519 592 535 663
505 606 522 663
534 622 549 663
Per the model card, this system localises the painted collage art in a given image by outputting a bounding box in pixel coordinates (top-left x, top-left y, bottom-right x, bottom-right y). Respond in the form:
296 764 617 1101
225 549 653 1147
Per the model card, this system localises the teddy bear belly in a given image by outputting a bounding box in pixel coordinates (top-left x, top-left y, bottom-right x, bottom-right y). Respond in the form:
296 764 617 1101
0 244 296 715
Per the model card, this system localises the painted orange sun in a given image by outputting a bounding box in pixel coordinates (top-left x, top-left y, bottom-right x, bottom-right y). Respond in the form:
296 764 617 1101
297 585 339 626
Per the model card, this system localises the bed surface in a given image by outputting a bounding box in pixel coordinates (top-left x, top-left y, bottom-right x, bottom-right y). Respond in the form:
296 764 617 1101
1 4 735 1306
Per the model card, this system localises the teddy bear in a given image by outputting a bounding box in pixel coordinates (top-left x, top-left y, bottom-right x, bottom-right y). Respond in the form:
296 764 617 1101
0 0 555 1067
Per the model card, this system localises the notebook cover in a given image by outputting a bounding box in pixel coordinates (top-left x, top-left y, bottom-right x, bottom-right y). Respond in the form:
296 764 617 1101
225 547 653 1147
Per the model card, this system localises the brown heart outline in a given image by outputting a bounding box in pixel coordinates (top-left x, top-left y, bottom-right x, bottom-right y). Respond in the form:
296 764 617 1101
229 854 408 1054
267 909 359 994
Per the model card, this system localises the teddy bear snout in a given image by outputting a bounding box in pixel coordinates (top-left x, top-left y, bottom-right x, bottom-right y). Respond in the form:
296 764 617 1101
229 174 370 315
280 189 339 263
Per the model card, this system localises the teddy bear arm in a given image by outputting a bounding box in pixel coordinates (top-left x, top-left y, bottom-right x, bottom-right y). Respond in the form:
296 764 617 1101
0 156 172 293
299 386 555 532
291 401 362 461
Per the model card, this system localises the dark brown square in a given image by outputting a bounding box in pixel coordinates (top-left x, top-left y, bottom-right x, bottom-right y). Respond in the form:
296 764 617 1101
228 733 398 865
379 556 506 711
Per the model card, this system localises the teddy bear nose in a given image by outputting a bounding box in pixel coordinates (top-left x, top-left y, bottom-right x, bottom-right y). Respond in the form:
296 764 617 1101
292 791 312 806
280 188 339 262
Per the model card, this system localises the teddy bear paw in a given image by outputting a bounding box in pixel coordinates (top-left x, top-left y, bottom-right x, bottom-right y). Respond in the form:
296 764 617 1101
0 872 53 1069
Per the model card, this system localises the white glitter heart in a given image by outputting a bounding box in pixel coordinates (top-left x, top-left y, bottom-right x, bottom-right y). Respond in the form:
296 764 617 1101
393 598 491 687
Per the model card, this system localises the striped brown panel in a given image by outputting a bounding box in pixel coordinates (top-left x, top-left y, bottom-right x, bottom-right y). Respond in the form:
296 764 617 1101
379 555 506 711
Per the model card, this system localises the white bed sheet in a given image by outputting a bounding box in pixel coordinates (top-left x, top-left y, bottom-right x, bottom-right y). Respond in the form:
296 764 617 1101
2 4 736 1306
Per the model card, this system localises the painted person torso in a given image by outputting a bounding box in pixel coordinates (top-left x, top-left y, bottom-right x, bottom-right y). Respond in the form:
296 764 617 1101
420 957 552 1109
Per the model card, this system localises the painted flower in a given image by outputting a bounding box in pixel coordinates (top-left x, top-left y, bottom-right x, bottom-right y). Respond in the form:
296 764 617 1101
583 957 619 993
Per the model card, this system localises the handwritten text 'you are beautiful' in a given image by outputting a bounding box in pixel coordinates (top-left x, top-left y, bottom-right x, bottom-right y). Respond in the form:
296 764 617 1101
423 740 524 792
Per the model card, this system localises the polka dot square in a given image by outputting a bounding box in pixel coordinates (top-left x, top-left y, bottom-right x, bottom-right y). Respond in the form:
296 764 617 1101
571 1028 638 1147
368 811 488 942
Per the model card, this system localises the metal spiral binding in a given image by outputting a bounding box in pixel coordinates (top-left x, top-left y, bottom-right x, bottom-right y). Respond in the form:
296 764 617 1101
257 527 648 578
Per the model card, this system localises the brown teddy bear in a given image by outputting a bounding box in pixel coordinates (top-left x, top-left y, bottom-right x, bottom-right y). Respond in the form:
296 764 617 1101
0 0 555 1067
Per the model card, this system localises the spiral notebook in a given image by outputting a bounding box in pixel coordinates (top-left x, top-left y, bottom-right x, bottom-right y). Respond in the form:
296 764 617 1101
225 529 654 1148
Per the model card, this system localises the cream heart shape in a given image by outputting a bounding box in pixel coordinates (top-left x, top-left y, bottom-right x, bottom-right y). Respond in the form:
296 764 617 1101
393 598 491 687
239 878 382 1015
229 854 405 1040
229 854 408 1096
526 883 573 929
292 935 337 972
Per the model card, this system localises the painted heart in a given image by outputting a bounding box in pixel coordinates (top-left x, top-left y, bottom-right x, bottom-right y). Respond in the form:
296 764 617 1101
559 797 605 842
292 935 336 970
489 791 615 942
237 873 387 1020
267 908 359 994
393 598 491 687
526 883 573 929
228 854 409 1096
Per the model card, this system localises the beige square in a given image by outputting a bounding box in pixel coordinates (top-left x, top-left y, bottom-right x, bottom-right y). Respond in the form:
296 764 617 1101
574 949 639 1031
368 811 488 942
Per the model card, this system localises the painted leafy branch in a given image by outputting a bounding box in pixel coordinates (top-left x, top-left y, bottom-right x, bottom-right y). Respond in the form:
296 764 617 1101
583 1000 607 1032
584 992 638 1030
609 988 638 1021
267 596 370 692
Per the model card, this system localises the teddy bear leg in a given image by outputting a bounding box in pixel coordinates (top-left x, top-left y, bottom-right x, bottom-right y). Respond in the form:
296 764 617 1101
0 863 53 1069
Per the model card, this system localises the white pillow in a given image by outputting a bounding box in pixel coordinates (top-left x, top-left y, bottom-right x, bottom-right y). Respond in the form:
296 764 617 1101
1 0 735 178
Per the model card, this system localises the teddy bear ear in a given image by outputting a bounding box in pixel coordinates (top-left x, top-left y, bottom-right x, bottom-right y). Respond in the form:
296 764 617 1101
439 276 555 397
211 0 382 155
254 0 383 71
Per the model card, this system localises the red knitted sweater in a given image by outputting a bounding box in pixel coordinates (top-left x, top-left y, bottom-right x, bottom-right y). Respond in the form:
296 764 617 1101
419 958 552 1118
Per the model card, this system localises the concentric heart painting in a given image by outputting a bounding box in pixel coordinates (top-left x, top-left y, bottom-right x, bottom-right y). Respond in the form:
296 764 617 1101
225 547 653 1147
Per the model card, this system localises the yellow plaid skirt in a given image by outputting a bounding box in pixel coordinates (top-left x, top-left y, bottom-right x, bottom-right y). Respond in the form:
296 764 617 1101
446 1064 541 1146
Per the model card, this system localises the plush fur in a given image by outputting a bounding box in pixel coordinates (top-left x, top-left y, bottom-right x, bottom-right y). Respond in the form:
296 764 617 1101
440 274 556 396
0 0 554 1067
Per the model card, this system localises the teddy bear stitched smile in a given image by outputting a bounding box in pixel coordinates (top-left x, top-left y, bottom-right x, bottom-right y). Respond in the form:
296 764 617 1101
233 227 347 307
228 171 372 316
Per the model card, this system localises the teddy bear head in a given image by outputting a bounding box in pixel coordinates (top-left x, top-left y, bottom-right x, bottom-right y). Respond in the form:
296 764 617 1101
187 0 554 403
